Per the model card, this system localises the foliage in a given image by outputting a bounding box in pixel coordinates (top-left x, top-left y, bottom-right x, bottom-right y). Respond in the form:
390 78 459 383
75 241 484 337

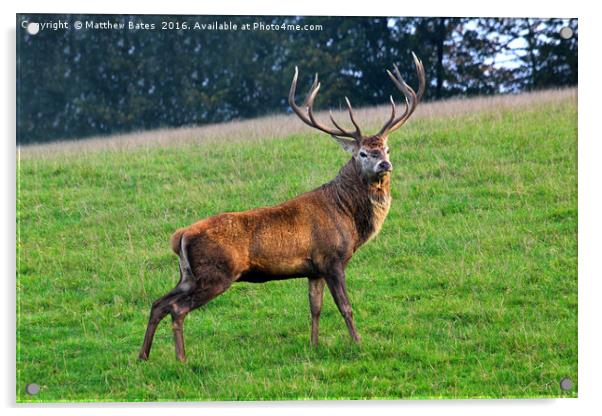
17 15 577 143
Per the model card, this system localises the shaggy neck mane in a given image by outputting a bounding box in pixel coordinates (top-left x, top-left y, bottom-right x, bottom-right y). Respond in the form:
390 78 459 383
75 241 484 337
321 159 391 247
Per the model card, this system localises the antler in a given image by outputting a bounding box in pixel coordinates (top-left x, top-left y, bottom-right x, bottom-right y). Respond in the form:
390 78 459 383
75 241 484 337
289 67 363 142
377 52 426 137
289 53 426 141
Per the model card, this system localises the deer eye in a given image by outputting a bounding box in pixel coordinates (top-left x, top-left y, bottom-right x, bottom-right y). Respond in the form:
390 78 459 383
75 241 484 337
386 148 390 154
359 151 367 158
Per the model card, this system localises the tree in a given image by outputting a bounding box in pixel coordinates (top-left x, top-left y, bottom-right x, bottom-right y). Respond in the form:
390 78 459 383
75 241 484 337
16 14 578 144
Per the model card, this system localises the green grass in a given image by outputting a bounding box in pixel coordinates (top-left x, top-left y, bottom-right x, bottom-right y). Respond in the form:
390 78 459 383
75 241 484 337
17 96 577 402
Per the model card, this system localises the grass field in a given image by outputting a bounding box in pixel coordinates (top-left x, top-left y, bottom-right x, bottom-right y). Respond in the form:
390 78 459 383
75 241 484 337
17 89 578 402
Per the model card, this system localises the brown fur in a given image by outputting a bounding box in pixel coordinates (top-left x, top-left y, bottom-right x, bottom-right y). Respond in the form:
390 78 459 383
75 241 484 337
182 157 389 282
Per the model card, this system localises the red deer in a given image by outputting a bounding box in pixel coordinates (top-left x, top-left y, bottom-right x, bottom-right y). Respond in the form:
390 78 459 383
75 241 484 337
139 54 425 362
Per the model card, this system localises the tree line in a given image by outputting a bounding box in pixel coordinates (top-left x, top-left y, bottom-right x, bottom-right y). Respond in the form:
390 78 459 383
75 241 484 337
17 15 577 144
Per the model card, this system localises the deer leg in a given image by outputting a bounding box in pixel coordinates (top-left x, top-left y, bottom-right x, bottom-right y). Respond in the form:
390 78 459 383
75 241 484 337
170 302 191 362
139 289 193 363
325 272 361 344
139 288 183 361
168 276 233 362
308 277 326 346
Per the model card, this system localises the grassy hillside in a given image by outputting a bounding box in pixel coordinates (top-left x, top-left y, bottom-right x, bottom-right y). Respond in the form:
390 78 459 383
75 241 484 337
17 90 577 402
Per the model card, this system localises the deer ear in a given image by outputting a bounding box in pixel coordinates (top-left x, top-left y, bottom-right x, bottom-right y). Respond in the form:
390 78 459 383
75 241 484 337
331 136 358 154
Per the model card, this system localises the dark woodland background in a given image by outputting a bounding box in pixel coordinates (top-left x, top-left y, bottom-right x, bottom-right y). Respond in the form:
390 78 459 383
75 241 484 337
16 15 578 144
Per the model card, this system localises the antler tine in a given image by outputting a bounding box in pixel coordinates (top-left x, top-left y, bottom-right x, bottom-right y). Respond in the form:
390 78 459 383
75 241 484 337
289 67 364 141
344 97 362 138
378 54 426 136
329 110 355 137
289 66 330 132
377 95 399 136
377 67 413 135
393 63 418 109
289 66 313 127
412 51 426 102
327 97 362 140
306 83 339 134
302 73 320 107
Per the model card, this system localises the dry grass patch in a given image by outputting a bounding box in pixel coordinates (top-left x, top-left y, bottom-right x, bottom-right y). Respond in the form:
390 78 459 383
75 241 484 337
19 88 576 159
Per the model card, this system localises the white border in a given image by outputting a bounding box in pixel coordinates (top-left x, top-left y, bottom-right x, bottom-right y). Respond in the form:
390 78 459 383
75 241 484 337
3 1 600 415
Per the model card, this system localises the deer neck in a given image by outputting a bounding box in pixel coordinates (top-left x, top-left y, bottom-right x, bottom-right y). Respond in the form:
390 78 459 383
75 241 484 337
327 159 392 247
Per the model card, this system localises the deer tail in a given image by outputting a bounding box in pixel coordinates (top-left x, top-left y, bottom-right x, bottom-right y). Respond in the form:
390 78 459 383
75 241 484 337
170 228 186 255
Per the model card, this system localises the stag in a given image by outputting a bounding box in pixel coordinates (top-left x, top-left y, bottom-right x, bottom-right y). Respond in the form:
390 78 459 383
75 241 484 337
139 54 425 362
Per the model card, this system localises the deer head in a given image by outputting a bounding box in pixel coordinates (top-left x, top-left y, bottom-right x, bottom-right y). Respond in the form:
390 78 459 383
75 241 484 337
289 53 426 182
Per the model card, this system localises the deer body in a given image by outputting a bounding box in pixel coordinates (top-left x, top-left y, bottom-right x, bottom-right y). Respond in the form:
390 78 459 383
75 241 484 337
139 54 424 362
172 158 390 285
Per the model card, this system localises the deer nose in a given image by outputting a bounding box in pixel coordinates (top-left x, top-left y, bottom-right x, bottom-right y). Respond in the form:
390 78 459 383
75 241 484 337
378 161 392 172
